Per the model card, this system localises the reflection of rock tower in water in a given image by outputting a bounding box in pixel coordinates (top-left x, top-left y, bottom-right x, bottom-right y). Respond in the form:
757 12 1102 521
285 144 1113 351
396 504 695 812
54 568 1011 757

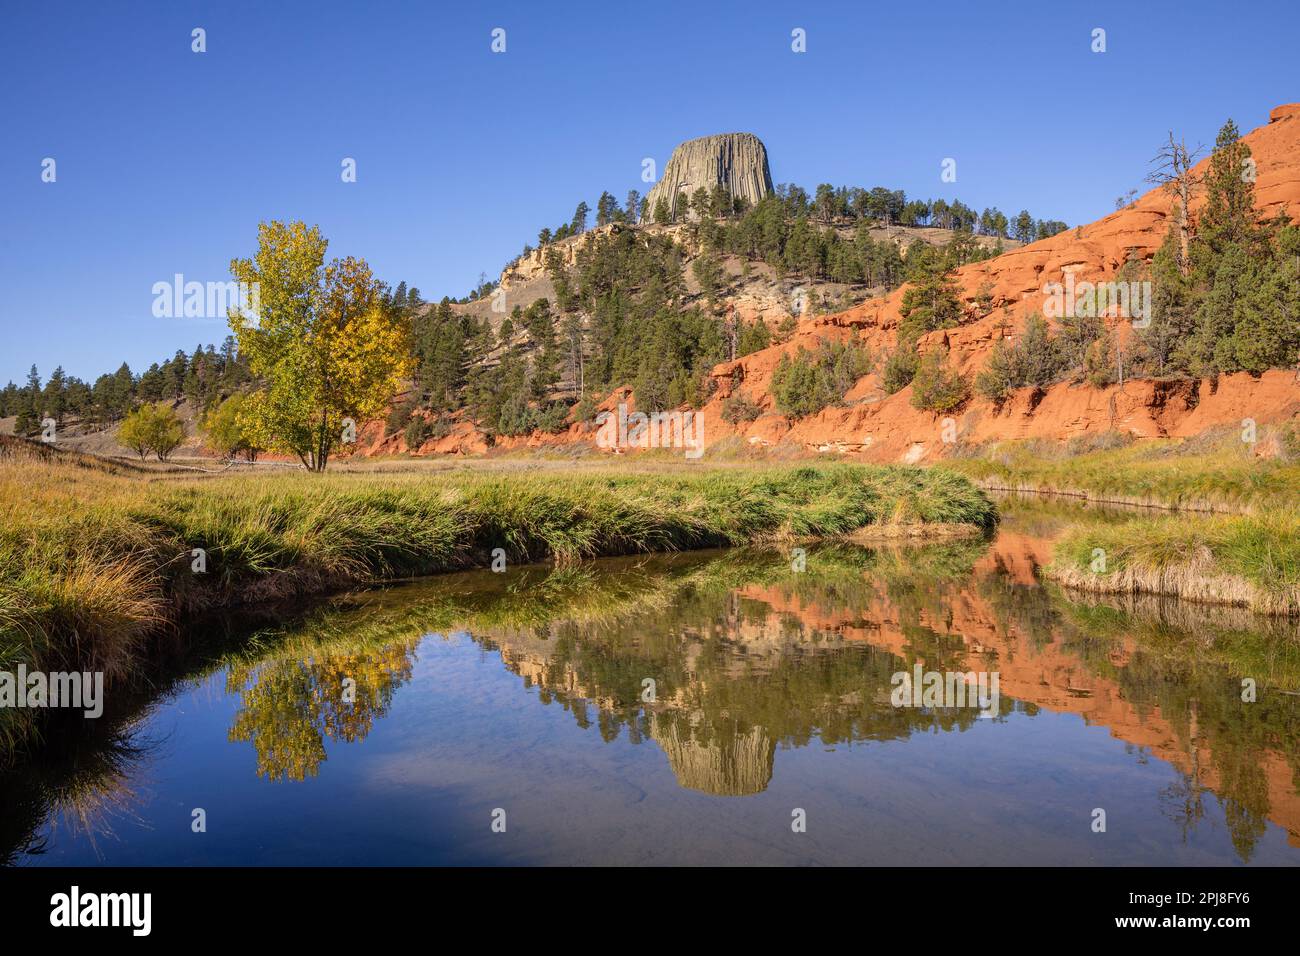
651 714 775 796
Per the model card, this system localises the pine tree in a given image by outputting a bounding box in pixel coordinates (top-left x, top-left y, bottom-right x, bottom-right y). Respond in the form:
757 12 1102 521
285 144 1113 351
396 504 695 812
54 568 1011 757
1196 120 1257 261
898 261 963 340
1138 225 1196 376
975 338 1018 404
42 366 67 423
571 201 590 234
15 365 41 436
595 192 620 228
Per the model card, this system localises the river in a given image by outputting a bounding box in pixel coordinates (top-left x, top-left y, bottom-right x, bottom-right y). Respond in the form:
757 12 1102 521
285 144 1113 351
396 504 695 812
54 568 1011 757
5 504 1299 865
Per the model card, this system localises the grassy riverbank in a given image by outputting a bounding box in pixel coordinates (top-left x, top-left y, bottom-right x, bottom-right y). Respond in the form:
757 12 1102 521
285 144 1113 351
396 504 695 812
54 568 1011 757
0 445 995 751
944 431 1300 512
1046 510 1300 616
944 433 1300 614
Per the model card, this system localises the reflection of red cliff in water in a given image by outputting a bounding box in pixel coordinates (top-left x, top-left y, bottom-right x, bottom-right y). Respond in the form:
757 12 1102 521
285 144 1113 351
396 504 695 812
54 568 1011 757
736 533 1300 848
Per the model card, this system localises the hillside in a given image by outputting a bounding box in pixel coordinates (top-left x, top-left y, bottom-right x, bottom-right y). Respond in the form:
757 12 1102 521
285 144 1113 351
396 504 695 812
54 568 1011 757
362 104 1300 463
359 222 1015 458
694 102 1300 463
8 109 1297 467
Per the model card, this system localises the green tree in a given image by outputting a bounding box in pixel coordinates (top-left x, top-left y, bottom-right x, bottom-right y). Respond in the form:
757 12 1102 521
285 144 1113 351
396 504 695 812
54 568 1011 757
15 366 41 436
1195 120 1257 261
203 393 261 460
1012 210 1036 243
653 196 671 225
118 402 184 460
228 220 411 472
899 260 963 340
571 201 590 234
147 402 185 460
1137 225 1196 376
974 338 1018 404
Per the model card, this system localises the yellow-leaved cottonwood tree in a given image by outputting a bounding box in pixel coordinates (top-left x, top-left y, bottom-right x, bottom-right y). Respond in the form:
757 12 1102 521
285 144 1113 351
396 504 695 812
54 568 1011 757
228 221 411 471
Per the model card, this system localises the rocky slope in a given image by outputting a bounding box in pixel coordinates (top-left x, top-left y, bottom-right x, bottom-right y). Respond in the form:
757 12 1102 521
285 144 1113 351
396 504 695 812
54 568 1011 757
686 103 1300 463
468 103 1299 464
353 105 1300 462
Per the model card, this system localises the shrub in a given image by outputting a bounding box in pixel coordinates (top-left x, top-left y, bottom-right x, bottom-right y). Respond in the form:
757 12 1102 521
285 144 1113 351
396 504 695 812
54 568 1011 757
1015 314 1067 386
881 340 920 394
1280 422 1300 461
404 413 433 451
1083 333 1115 388
1064 430 1135 456
385 395 418 436
973 314 1075 403
909 350 970 413
974 338 1017 404
736 319 772 357
721 393 763 424
573 392 599 425
533 402 572 433
771 341 873 418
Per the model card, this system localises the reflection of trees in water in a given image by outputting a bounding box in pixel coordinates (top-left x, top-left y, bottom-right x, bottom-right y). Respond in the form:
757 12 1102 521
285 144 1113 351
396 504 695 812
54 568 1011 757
980 571 1300 861
478 547 1005 796
0 604 422 860
1161 771 1208 845
481 545 1300 859
226 641 418 782
7 534 1300 862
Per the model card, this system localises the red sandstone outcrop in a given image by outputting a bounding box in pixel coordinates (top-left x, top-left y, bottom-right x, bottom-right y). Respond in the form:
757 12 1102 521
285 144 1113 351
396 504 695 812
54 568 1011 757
687 103 1300 462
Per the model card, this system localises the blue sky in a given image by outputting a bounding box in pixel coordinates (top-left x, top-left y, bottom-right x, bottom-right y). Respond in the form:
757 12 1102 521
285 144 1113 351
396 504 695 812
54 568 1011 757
2 0 1297 386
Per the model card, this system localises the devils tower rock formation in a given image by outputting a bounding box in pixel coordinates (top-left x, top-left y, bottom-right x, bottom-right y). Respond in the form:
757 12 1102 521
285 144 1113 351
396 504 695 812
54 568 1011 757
643 133 773 222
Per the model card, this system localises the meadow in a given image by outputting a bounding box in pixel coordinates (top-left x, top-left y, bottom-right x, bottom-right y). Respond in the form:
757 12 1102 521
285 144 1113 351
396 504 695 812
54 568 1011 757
0 436 996 751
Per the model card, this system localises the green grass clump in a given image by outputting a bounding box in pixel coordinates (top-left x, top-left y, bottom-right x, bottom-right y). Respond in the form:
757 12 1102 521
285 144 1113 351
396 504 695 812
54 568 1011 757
1047 510 1300 615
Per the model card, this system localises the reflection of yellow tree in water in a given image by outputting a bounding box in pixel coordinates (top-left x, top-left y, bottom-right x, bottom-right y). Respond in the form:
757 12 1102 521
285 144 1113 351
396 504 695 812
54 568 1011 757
206 540 1300 855
226 642 418 781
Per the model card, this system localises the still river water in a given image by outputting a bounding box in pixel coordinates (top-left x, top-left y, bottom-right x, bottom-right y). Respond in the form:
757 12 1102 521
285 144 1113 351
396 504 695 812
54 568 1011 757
5 505 1300 865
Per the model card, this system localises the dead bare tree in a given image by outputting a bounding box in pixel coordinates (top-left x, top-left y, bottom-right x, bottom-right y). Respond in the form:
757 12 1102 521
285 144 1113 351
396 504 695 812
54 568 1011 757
1146 132 1204 276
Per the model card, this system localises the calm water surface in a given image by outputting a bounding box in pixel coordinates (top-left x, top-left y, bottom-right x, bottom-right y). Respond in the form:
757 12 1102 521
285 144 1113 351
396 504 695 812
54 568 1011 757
6 509 1300 865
